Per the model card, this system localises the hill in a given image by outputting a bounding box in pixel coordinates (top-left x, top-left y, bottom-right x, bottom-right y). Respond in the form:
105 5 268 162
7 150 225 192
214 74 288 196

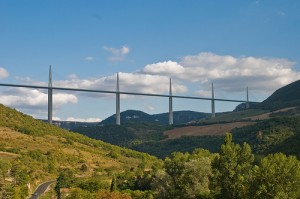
259 80 300 110
232 116 300 159
233 79 300 112
51 120 99 130
0 104 159 198
99 110 210 125
152 110 210 125
73 122 168 148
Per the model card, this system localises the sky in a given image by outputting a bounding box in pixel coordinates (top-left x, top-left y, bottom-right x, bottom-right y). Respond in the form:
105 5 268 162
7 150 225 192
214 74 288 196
0 0 300 122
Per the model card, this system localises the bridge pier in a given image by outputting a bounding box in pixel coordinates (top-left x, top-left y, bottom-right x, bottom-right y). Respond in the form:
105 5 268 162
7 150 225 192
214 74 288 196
116 73 120 125
211 82 215 118
246 87 249 109
48 65 53 124
169 78 173 125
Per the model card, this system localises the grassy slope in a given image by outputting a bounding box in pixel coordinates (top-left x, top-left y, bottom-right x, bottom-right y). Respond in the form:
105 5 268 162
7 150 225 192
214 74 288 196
0 104 158 193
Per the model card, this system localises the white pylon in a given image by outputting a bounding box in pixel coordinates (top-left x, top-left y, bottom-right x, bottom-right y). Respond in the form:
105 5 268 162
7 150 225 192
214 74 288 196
48 65 53 124
116 72 120 125
169 78 173 125
246 86 249 109
211 82 215 118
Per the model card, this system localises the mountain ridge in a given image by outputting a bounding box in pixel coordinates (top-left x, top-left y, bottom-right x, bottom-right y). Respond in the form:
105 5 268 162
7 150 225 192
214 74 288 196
99 109 211 125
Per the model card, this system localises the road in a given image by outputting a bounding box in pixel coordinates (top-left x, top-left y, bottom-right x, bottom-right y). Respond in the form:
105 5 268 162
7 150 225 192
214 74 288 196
29 180 55 199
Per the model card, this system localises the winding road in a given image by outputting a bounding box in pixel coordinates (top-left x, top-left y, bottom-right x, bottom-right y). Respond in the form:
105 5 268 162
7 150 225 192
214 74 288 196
29 180 55 199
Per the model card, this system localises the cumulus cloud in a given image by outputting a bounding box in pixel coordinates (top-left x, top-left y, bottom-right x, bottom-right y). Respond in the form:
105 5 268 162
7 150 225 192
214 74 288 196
143 61 185 76
49 72 187 99
103 45 130 61
141 52 300 94
0 67 9 79
0 88 77 110
65 117 102 122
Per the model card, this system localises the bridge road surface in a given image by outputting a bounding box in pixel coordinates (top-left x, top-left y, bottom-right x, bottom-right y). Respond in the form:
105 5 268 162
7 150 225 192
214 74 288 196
29 180 55 199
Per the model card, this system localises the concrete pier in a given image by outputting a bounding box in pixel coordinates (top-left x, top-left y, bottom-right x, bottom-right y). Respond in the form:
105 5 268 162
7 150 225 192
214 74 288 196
48 65 53 124
211 82 215 118
169 78 173 125
116 73 120 125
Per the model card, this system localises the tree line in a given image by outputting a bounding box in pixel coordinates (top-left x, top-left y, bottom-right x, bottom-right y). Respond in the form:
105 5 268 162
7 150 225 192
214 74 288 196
55 133 300 199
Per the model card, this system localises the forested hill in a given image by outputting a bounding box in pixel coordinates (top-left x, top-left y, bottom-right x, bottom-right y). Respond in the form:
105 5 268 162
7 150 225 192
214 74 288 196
232 116 300 159
0 104 158 198
259 79 300 110
100 110 210 125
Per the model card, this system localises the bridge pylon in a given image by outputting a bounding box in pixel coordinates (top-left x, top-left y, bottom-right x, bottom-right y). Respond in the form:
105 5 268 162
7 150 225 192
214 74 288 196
169 78 173 125
48 65 53 124
211 82 215 118
246 86 250 109
116 72 120 125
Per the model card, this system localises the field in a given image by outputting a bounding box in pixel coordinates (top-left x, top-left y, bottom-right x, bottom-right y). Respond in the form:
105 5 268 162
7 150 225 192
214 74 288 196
163 122 254 140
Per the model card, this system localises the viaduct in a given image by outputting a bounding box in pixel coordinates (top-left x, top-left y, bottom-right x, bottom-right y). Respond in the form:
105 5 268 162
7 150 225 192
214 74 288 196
0 66 256 125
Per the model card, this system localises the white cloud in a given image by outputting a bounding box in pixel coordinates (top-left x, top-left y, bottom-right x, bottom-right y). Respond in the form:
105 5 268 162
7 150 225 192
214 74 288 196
65 117 102 122
48 72 187 99
0 67 9 79
103 45 130 62
142 61 185 76
84 56 94 61
141 52 300 94
117 72 187 94
0 88 77 110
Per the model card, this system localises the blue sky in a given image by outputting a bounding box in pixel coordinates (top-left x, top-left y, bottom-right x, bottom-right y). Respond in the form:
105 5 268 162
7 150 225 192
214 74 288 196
0 0 300 122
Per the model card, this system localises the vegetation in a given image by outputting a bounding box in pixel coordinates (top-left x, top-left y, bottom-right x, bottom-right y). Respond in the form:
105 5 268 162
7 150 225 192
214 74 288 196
2 76 300 198
109 133 300 198
0 104 159 198
73 122 167 148
258 79 300 110
74 114 300 159
232 116 300 159
134 135 224 158
199 109 267 123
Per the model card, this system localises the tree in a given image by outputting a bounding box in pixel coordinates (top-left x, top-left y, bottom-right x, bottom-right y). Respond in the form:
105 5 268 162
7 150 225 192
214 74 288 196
157 149 214 199
212 133 254 199
66 188 95 199
252 153 300 198
181 157 212 198
110 176 117 192
80 164 88 172
55 169 75 199
10 160 30 186
164 152 189 198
